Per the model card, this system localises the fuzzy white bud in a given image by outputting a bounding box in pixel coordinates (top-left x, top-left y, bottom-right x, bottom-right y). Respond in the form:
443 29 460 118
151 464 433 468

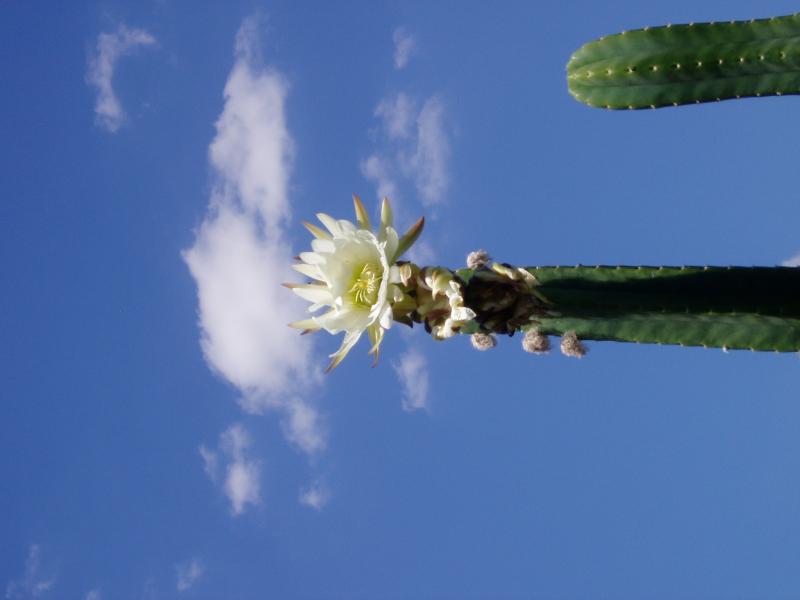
470 333 496 351
522 329 550 354
560 331 587 358
466 250 491 269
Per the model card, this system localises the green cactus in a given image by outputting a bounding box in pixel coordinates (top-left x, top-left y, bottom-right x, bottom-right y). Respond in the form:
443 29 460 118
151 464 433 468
567 13 800 109
459 265 800 352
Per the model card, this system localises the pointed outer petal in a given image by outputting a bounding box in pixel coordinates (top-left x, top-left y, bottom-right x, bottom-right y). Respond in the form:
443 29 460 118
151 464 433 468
289 318 321 331
292 285 334 304
367 323 384 365
451 306 476 321
302 220 331 240
311 238 336 254
381 198 393 227
394 217 425 261
352 194 372 231
300 251 326 265
316 213 342 237
327 330 363 372
292 262 324 280
383 227 399 262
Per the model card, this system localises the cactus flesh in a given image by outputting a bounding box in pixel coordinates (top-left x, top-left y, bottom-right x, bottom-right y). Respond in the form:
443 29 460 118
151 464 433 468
567 13 800 109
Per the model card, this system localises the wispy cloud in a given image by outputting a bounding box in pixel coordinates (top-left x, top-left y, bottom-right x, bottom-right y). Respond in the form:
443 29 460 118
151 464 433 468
299 480 330 511
362 93 451 208
86 24 156 132
4 545 56 599
84 591 101 600
393 348 430 412
410 96 450 205
200 423 261 515
376 93 415 140
175 558 205 592
183 16 326 456
392 27 416 70
781 253 800 267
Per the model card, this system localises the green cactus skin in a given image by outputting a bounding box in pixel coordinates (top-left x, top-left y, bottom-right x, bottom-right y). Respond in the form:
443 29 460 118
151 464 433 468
462 266 800 352
528 266 800 351
567 13 800 109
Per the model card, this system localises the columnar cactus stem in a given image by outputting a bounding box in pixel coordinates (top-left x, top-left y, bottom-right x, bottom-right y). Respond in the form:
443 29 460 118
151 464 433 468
567 13 800 109
458 265 800 352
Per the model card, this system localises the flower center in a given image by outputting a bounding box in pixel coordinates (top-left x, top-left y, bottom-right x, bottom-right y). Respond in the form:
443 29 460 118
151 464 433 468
348 262 382 308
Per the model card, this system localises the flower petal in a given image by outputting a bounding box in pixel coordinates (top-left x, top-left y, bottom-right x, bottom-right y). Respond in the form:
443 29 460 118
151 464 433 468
317 213 342 237
300 251 326 265
292 285 333 304
311 238 336 254
327 330 363 372
292 262 324 280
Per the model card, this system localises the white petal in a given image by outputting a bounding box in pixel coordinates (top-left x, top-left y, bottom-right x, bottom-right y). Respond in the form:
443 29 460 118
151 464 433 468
300 251 326 265
317 213 342 236
327 329 363 371
378 304 393 330
292 262 323 280
293 285 333 304
338 219 358 234
311 238 336 254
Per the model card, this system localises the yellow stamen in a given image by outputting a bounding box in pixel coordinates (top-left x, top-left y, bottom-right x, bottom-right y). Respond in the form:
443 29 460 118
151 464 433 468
348 263 382 308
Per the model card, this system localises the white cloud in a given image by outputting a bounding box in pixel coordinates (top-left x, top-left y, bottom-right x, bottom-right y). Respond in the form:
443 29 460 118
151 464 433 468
200 423 262 515
392 27 416 70
175 558 205 592
781 253 800 267
86 24 156 132
362 94 450 208
183 16 326 455
84 591 101 600
360 154 398 203
299 480 330 511
5 545 56 599
375 93 414 140
393 348 430 412
409 96 450 206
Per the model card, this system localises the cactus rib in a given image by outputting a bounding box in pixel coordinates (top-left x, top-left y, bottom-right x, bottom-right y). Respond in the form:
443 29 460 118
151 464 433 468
567 13 800 109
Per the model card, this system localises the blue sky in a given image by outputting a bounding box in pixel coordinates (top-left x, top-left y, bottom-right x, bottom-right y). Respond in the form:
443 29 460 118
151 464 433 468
3 1 800 598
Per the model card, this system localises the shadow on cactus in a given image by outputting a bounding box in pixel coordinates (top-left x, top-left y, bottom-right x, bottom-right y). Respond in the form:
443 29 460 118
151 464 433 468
288 197 800 370
567 12 800 109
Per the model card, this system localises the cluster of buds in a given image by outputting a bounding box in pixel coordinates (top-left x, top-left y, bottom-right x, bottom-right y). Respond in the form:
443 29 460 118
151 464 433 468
396 266 476 339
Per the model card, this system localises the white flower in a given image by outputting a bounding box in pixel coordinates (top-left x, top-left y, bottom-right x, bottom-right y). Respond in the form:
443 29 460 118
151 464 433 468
289 196 423 371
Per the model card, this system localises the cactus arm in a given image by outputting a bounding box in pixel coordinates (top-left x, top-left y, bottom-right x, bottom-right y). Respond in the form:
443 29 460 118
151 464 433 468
567 13 800 109
522 266 800 351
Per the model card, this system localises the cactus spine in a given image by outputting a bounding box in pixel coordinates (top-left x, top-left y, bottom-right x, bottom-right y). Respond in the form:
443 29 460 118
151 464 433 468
567 13 800 109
